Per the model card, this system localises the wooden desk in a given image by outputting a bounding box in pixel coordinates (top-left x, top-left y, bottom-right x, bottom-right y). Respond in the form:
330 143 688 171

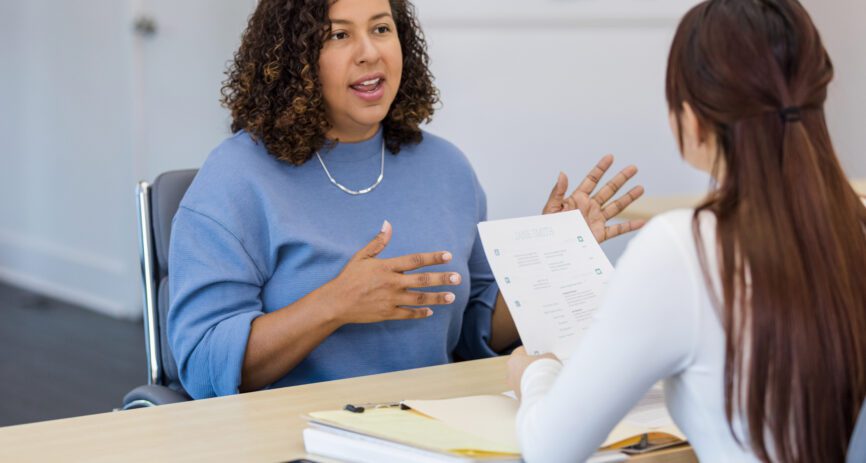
0 357 696 463
622 178 866 221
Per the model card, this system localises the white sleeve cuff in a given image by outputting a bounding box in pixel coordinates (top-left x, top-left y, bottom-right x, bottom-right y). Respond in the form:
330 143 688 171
520 358 563 403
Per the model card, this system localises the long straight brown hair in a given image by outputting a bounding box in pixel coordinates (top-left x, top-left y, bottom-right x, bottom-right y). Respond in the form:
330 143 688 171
666 0 866 461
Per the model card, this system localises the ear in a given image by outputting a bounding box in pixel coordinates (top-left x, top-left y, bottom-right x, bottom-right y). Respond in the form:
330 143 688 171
682 101 720 151
680 102 701 146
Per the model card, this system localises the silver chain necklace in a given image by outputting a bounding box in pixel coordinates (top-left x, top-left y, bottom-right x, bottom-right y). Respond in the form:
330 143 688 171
315 141 385 196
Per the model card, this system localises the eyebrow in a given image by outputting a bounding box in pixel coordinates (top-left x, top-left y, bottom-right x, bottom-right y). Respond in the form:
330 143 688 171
330 12 393 25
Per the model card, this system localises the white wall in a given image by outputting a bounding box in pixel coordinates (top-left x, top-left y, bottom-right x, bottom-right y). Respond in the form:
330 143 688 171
134 0 258 181
417 0 707 258
0 0 139 318
0 0 863 318
802 0 866 178
0 0 253 319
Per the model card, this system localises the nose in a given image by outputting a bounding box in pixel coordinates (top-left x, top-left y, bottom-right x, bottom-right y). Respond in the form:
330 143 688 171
354 32 381 65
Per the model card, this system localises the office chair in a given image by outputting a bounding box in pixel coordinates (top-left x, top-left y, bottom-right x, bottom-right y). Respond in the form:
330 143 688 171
849 400 866 463
121 170 198 409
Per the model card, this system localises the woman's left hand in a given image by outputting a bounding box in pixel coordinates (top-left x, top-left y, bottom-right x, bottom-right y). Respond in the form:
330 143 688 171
506 346 559 400
542 154 646 243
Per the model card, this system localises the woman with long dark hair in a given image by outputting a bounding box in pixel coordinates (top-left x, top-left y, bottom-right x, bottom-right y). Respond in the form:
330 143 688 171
168 0 644 400
507 0 866 461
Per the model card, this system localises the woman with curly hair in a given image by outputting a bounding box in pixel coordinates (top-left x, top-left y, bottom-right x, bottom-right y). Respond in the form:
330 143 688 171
168 0 644 399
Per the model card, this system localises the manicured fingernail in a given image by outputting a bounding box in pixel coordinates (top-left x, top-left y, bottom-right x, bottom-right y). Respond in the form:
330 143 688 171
449 273 460 284
445 293 455 303
381 220 390 232
441 252 452 262
425 309 433 317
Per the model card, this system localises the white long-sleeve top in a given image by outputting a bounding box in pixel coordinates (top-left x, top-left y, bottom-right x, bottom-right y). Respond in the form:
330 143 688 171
516 209 760 463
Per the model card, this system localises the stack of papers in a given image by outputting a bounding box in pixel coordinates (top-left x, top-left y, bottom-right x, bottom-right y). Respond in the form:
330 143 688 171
404 386 684 450
308 405 519 457
304 405 523 463
304 407 625 462
303 386 683 462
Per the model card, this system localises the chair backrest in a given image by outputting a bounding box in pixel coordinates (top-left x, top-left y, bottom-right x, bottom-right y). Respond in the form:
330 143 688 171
848 400 866 463
136 169 198 391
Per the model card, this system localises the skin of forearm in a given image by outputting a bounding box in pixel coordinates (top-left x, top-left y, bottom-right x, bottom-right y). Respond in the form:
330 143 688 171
489 292 520 353
238 286 345 393
240 289 518 392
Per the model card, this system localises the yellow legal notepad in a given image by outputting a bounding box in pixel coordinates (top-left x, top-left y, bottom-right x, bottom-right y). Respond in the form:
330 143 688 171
402 388 685 452
307 407 520 459
303 390 684 462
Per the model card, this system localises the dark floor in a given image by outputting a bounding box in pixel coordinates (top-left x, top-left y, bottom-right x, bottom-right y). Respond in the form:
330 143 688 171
0 281 145 427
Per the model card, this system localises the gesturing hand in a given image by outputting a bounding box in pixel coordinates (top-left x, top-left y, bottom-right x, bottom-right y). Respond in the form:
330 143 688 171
542 154 646 243
324 221 462 325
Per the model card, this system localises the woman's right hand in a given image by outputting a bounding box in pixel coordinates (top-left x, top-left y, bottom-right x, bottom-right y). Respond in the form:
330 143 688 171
541 154 646 243
322 220 462 324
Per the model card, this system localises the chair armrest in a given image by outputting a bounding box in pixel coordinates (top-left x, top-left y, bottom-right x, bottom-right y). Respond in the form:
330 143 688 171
122 384 191 409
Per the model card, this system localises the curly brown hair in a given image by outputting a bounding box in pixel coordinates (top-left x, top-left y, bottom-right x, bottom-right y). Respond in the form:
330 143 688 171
221 0 439 166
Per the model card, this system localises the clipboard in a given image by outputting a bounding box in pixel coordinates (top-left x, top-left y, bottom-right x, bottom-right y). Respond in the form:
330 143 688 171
302 404 627 463
304 405 521 459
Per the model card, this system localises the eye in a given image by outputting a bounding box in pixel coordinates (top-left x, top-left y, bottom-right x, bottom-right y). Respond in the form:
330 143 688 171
329 31 349 41
373 24 392 34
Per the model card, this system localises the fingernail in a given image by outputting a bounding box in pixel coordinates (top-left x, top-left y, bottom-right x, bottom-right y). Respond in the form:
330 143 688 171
445 293 455 303
381 220 390 233
449 273 460 284
441 252 452 262
426 309 433 317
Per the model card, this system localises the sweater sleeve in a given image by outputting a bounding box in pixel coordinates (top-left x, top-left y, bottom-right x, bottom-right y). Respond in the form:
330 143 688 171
515 216 702 463
167 206 266 399
454 175 501 360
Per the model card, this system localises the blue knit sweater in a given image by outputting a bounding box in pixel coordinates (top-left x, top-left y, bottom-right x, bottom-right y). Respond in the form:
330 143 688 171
168 129 500 399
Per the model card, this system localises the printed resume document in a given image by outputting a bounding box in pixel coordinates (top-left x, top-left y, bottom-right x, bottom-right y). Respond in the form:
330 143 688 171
478 210 613 358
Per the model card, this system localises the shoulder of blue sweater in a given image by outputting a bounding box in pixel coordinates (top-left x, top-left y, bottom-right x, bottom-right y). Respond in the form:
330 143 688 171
204 130 275 170
409 130 482 191
415 130 472 165
180 131 275 214
417 129 459 149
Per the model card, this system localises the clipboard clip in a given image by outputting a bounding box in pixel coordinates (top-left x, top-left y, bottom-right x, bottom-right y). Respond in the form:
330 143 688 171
343 402 411 414
629 434 650 451
620 433 685 455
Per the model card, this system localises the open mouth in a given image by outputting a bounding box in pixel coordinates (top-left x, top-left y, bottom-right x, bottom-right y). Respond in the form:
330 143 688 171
350 77 384 93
